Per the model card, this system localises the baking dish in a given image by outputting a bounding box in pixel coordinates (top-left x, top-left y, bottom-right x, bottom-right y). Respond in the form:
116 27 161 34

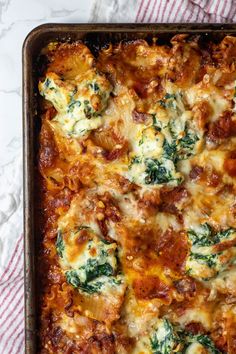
23 23 236 353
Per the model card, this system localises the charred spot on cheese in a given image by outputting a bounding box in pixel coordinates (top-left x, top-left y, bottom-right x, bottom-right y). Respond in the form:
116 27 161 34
128 89 201 187
39 70 112 137
56 226 125 296
186 223 236 280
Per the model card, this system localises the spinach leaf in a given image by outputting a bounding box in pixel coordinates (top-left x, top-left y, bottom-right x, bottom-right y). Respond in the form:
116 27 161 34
109 277 122 286
83 100 93 118
56 230 64 258
43 77 56 92
66 270 80 287
188 224 236 247
130 156 142 165
88 82 100 92
158 93 176 109
153 115 162 132
65 270 103 294
79 281 103 294
145 159 173 184
67 96 81 113
44 77 51 88
190 252 218 268
84 260 114 282
163 139 177 162
128 91 201 187
183 332 222 354
178 129 199 160
188 223 213 247
63 231 119 295
215 228 235 243
165 93 176 100
77 225 90 231
144 158 182 185
149 319 221 354
139 135 144 146
196 334 222 354
179 130 199 150
158 100 166 108
150 319 176 354
187 224 236 279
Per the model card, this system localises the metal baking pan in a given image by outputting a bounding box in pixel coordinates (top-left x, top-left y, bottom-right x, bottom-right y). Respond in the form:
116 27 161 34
23 23 236 353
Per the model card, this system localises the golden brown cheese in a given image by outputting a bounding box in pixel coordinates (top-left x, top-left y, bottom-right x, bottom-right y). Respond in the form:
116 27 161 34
38 36 236 354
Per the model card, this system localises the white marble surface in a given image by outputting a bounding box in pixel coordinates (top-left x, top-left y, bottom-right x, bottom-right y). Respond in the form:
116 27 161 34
0 0 94 154
0 0 95 270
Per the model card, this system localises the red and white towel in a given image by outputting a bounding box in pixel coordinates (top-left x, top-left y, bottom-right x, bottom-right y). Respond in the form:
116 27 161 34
91 0 236 23
0 0 234 353
135 0 236 23
0 235 24 354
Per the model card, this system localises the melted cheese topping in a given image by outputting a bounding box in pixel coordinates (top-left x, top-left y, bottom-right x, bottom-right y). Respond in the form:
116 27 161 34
127 84 202 188
39 69 112 137
38 37 236 353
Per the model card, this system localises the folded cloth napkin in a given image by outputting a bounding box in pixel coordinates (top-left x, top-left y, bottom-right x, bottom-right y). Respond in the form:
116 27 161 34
1 0 234 353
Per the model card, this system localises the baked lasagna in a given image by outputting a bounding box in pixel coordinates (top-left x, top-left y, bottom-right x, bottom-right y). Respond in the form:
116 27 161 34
38 34 236 353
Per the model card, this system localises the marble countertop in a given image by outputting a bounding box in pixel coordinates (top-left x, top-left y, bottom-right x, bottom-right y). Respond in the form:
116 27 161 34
0 0 95 270
0 0 94 155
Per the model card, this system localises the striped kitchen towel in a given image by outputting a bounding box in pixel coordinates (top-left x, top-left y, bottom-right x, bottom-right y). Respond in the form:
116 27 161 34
135 0 236 23
1 0 235 353
91 0 236 23
0 234 24 353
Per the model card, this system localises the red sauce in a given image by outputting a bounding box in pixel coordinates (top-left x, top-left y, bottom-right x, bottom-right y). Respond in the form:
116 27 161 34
189 165 204 180
132 109 150 123
174 277 196 298
133 276 170 300
185 321 206 334
103 140 129 161
156 229 189 274
224 151 236 177
207 111 236 142
159 186 188 222
192 100 213 130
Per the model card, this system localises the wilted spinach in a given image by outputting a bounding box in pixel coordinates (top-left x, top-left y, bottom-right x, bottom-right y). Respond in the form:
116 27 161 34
144 158 180 185
149 319 221 354
189 252 218 268
66 270 103 294
56 230 64 258
188 223 236 247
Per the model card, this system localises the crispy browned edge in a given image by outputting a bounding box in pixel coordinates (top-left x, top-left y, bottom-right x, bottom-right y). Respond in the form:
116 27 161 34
22 23 236 354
